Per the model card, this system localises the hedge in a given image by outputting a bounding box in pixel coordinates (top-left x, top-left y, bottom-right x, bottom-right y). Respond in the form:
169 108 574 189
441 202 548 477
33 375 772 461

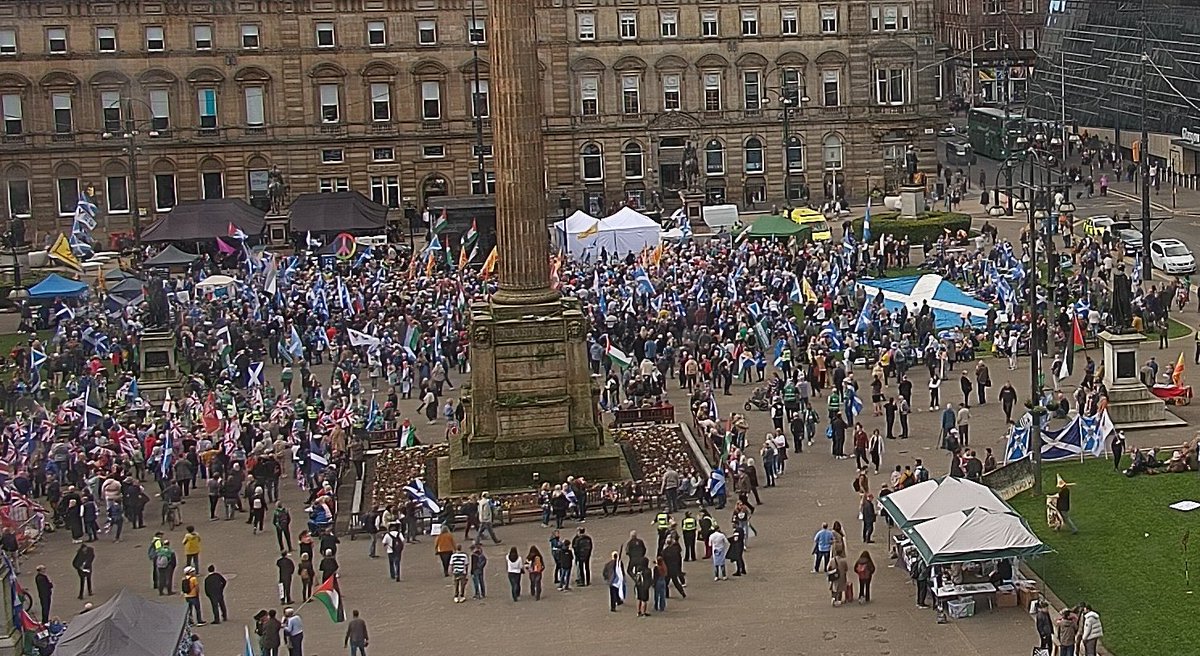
851 210 972 244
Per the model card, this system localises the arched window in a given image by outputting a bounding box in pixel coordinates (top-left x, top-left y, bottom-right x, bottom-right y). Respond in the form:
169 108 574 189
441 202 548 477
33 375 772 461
623 142 644 179
822 134 844 171
786 136 805 172
744 137 764 173
581 143 603 181
705 138 724 175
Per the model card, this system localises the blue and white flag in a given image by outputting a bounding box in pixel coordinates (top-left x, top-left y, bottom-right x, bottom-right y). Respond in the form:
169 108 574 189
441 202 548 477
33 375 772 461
1005 414 1033 463
862 199 872 242
844 385 863 419
819 321 843 350
73 192 98 233
789 278 803 304
633 266 654 296
855 297 872 333
403 478 442 514
286 325 305 361
248 361 265 387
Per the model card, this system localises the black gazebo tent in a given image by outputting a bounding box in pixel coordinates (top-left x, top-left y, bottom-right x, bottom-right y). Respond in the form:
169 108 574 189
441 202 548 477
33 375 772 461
288 191 388 235
142 244 200 269
141 198 266 242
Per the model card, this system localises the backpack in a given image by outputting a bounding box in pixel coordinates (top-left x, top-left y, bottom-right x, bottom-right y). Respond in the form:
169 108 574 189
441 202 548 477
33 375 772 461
155 552 170 569
915 466 930 483
633 568 648 588
181 577 192 594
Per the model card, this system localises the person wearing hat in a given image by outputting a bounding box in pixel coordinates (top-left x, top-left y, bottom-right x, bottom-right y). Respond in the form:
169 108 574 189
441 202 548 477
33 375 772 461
1053 475 1078 534
181 566 205 625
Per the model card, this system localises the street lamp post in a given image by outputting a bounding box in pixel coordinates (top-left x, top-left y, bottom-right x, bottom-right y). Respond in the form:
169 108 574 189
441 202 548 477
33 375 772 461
101 96 160 254
762 84 809 210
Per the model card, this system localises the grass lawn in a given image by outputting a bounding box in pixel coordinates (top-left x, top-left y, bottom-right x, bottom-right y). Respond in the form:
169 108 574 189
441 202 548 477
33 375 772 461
0 329 50 355
1009 459 1200 656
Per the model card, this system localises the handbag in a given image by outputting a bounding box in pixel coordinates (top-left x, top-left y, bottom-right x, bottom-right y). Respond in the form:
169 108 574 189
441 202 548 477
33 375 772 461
1031 649 1050 656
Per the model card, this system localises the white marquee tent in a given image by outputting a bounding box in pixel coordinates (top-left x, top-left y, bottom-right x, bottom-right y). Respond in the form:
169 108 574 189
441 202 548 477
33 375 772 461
593 207 661 257
553 210 600 258
880 476 1014 529
904 507 1049 565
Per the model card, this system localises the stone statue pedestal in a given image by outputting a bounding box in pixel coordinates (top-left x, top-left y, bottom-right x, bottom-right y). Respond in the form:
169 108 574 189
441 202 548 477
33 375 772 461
138 329 182 401
1099 331 1186 428
899 185 927 218
440 296 624 494
680 189 706 231
0 558 19 656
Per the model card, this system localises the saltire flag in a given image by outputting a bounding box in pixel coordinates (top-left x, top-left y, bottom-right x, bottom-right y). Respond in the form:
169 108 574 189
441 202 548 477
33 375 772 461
228 222 248 240
403 478 441 513
594 270 608 315
425 235 442 276
773 339 787 368
82 384 103 429
844 385 863 419
311 575 346 622
28 347 46 373
68 232 94 260
366 397 380 430
54 304 75 323
614 556 627 602
1005 419 1031 463
819 321 844 350
128 377 140 401
248 361 265 387
855 296 872 333
432 208 449 234
287 325 305 361
480 246 499 278
48 233 82 271
348 328 381 349
633 266 653 295
788 278 803 305
862 198 873 242
73 191 98 232
677 208 692 241
1173 351 1186 387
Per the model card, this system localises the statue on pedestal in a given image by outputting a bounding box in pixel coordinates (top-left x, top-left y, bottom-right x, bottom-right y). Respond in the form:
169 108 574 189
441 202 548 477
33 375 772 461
5 215 24 248
267 165 290 214
905 145 919 184
146 274 170 329
1111 264 1133 332
681 141 700 190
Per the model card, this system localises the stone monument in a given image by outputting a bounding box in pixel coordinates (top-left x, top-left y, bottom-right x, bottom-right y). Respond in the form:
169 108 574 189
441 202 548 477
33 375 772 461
1098 330 1185 428
440 0 623 493
138 275 182 401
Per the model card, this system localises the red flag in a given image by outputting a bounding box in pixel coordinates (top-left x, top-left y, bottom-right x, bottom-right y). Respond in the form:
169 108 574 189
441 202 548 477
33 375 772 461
1072 316 1085 348
202 392 222 434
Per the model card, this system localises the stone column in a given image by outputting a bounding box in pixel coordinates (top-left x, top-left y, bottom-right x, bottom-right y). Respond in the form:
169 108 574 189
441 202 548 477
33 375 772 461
489 0 560 306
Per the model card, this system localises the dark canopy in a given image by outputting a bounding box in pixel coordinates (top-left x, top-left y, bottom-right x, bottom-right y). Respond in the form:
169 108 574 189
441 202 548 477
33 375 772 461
28 273 88 299
289 191 388 234
141 198 265 242
54 588 187 656
142 244 200 269
742 214 811 239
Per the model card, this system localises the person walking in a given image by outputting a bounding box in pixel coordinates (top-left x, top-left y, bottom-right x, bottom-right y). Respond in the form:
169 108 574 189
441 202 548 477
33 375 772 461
728 529 746 576
1079 604 1103 656
381 523 404 582
1035 601 1054 652
504 547 524 601
860 494 877 543
652 557 669 613
273 503 293 553
435 526 455 577
283 608 304 656
181 566 205 625
449 544 469 603
602 551 623 612
680 512 698 562
571 527 593 586
812 523 834 573
297 553 315 600
708 524 729 581
182 526 202 571
525 545 545 600
827 552 848 606
72 543 94 599
344 610 368 656
203 565 227 624
34 565 52 624
257 609 283 656
474 492 501 545
469 544 487 599
276 552 295 604
1054 475 1079 534
632 556 652 617
853 550 876 603
155 539 177 596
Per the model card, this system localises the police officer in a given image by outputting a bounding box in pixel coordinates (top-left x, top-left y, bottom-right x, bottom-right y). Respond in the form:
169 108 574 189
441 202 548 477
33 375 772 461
680 511 698 562
652 510 671 554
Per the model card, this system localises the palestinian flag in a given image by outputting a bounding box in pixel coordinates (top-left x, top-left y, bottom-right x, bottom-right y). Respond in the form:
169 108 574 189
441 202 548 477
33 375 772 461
312 575 345 622
463 219 479 248
605 341 632 369
1072 316 1085 348
399 422 418 447
432 208 449 234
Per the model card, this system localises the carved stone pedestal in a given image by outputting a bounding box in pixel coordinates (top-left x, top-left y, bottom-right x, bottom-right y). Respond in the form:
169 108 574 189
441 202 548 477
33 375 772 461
439 296 624 494
138 329 182 402
899 185 927 218
1099 330 1186 428
680 189 706 230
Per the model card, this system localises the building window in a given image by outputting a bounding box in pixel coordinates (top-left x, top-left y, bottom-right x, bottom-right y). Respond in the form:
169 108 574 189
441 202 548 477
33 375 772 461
241 24 260 49
875 67 909 105
52 92 72 134
782 68 803 104
621 75 640 114
101 90 122 132
202 172 224 199
662 74 681 111
316 22 336 48
577 12 595 40
580 76 598 116
1022 0 1036 12
743 71 761 110
417 19 437 45
97 26 117 53
1 94 21 136
244 86 265 127
470 171 495 194
370 175 401 208
470 79 490 118
1021 28 1037 50
6 179 29 216
194 25 213 50
468 17 485 44
822 70 840 107
149 89 170 130
318 177 350 193
623 142 644 179
901 5 911 30
47 27 67 54
701 10 719 37
781 7 798 35
422 144 445 158
705 139 725 175
660 10 678 38
741 9 759 37
619 11 637 40
197 88 217 129
703 72 721 112
106 176 128 212
154 173 176 210
581 143 603 181
56 177 78 216
934 64 944 100
744 137 764 173
370 82 391 121
145 26 164 52
367 21 387 47
820 6 838 33
983 29 1000 49
822 135 844 170
0 28 16 55
984 0 1001 14
319 84 340 123
473 143 493 158
372 146 395 162
786 136 805 171
421 80 441 120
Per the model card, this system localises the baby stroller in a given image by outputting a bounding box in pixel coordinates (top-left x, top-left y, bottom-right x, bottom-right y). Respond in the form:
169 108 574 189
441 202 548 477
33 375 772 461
743 386 772 411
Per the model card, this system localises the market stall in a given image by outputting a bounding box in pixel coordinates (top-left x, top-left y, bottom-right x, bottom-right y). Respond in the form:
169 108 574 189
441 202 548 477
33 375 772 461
54 588 192 656
553 210 600 259
881 476 1014 530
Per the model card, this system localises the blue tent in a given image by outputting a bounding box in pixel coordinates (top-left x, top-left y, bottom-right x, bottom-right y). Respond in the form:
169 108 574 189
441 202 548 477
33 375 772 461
28 273 89 300
857 274 992 329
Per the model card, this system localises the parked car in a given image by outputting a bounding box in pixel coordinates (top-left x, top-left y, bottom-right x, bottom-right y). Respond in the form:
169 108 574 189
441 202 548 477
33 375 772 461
1113 222 1143 253
1082 215 1114 237
1150 238 1196 274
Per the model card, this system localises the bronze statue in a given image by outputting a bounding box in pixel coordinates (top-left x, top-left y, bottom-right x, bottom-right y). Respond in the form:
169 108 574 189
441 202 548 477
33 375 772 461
905 145 919 184
680 141 700 190
1111 264 1133 332
145 274 170 329
267 165 290 214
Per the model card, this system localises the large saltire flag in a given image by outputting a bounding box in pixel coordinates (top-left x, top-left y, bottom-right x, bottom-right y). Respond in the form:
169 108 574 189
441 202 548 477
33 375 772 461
311 575 345 623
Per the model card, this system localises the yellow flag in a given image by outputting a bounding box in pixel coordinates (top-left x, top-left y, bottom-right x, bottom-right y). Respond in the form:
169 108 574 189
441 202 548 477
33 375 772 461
802 277 818 303
458 244 469 270
650 243 663 266
48 233 82 271
424 249 437 276
480 246 499 278
576 221 599 239
1173 351 1185 387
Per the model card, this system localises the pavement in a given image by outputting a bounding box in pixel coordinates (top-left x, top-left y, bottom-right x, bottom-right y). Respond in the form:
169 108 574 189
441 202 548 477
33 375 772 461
19 152 1200 655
